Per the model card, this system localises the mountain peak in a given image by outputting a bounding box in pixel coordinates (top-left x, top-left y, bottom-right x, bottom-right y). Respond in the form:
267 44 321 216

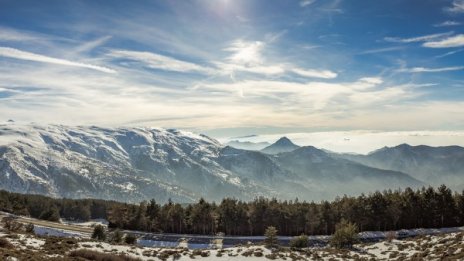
274 136 295 146
261 136 300 154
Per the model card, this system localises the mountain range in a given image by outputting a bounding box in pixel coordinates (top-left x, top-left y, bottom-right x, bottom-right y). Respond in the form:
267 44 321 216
1 123 462 203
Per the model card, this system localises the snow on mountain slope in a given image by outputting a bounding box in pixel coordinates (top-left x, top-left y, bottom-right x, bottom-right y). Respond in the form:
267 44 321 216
0 124 426 203
0 124 262 203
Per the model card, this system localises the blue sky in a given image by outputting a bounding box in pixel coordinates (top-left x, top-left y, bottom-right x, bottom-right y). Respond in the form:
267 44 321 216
0 0 464 139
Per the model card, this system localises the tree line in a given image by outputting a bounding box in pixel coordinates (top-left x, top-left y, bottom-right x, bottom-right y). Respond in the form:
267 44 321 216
1 185 464 236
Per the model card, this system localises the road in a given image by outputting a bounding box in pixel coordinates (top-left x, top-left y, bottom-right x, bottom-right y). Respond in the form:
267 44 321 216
0 212 93 234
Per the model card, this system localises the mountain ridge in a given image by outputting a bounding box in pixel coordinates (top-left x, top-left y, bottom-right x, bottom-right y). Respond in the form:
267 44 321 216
0 124 442 203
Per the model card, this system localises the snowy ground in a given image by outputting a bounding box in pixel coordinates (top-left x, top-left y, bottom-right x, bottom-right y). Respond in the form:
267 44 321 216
1 222 464 260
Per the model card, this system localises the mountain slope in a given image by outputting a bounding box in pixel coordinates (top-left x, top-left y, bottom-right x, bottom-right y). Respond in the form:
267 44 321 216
0 124 264 203
261 137 300 154
339 144 464 188
275 146 423 198
0 124 428 202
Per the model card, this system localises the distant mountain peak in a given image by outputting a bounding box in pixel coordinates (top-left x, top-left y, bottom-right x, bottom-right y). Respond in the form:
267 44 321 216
261 136 300 154
274 136 295 146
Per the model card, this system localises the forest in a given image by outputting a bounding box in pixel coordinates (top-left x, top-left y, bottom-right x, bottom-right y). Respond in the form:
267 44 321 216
1 185 463 236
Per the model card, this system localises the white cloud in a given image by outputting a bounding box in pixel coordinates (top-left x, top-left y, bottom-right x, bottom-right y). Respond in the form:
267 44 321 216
107 49 211 73
359 77 383 85
214 62 285 76
292 68 337 79
445 0 464 13
196 77 393 111
220 39 337 79
434 20 461 27
300 0 316 7
398 66 464 73
224 40 264 65
0 47 116 73
384 32 453 43
423 34 464 48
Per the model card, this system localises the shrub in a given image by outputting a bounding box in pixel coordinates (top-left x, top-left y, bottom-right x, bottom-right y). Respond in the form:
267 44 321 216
1 217 23 232
264 226 278 248
110 229 123 243
92 225 106 241
69 249 141 261
0 237 13 249
290 234 309 249
386 231 397 242
330 219 359 249
200 251 210 257
25 223 35 233
124 234 137 245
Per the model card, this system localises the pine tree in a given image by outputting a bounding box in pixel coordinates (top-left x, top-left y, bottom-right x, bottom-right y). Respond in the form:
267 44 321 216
264 226 278 248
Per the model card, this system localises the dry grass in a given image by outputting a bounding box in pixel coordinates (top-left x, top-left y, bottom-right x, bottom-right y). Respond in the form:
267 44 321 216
0 238 13 249
69 249 142 261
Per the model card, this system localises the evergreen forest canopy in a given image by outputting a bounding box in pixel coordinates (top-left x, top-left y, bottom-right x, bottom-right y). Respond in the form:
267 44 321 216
1 185 464 236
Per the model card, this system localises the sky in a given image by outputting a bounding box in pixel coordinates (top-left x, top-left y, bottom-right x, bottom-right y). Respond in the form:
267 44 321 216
0 0 464 150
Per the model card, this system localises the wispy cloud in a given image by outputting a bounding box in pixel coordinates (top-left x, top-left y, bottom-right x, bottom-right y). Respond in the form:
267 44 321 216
292 68 337 79
445 0 464 13
423 34 464 48
300 0 316 7
358 77 383 85
107 49 211 73
435 48 464 58
0 47 116 73
434 20 461 27
74 35 112 54
214 62 285 76
359 46 404 55
384 32 453 43
398 66 464 73
0 27 39 42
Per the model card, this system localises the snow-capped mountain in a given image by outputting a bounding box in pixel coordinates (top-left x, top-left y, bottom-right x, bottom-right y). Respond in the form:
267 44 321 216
0 124 426 203
0 124 260 203
261 137 300 154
